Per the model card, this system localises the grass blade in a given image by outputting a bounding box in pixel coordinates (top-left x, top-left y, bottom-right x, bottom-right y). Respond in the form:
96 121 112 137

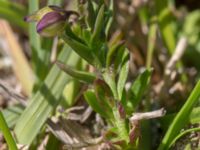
14 46 80 144
28 0 50 82
0 111 18 150
169 127 200 148
2 104 24 128
146 16 157 69
155 0 176 54
158 80 200 150
0 0 27 29
0 20 34 95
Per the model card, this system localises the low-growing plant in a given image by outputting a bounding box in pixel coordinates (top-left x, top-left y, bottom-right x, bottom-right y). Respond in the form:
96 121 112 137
0 0 200 150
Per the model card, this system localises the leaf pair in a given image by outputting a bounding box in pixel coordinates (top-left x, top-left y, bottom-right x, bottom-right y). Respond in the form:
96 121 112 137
84 83 114 119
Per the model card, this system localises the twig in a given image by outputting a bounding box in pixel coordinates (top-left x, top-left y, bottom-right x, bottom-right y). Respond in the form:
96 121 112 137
165 36 188 75
47 118 103 149
80 106 93 123
0 79 27 106
65 106 85 114
129 108 166 122
62 136 103 149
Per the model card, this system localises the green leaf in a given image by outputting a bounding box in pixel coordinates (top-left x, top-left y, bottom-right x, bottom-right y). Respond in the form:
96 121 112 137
103 70 118 99
0 111 18 150
61 34 94 65
87 0 96 30
65 24 86 44
130 69 152 108
56 61 96 84
91 5 105 44
158 80 200 150
114 46 127 72
14 46 80 144
93 79 114 116
105 0 114 36
106 41 125 67
84 90 111 118
117 51 129 100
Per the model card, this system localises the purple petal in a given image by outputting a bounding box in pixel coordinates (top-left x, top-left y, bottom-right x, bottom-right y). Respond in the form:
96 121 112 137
36 11 66 33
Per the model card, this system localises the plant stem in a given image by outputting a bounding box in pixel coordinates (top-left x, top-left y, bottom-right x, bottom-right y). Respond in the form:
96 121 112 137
0 111 18 150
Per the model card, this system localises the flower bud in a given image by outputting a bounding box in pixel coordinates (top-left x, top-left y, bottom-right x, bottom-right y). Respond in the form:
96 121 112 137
24 6 78 37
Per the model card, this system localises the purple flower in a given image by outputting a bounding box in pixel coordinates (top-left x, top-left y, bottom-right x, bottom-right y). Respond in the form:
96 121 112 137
25 6 78 37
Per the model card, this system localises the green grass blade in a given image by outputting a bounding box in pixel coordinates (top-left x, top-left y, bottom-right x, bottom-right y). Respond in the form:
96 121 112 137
158 80 200 150
2 104 24 128
160 106 200 131
169 127 200 148
146 16 157 69
14 46 80 144
0 111 18 150
0 0 27 29
155 0 176 54
28 0 41 80
28 0 51 82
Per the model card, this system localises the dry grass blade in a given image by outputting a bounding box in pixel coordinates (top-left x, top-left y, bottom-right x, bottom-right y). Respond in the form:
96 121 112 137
0 20 33 96
165 36 188 75
47 118 103 149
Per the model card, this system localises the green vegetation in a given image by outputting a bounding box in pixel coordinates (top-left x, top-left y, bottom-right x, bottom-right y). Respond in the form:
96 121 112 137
0 0 199 149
